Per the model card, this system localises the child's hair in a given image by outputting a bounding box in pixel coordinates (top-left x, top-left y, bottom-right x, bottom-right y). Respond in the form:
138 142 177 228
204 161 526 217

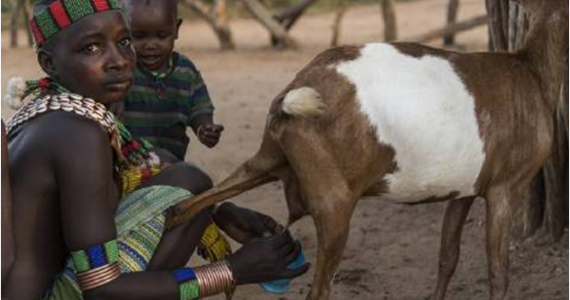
121 0 178 21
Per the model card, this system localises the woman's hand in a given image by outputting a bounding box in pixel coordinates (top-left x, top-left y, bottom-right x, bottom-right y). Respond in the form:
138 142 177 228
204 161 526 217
227 231 310 285
213 202 281 244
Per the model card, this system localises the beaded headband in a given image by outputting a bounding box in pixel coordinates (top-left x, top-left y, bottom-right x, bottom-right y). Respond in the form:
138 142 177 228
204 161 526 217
29 0 122 47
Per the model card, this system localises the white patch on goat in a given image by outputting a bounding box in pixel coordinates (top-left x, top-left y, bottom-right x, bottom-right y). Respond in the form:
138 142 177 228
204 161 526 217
335 43 485 203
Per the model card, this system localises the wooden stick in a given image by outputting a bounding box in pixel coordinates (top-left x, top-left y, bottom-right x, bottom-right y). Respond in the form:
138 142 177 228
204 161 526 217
444 0 460 46
380 0 397 42
330 0 347 47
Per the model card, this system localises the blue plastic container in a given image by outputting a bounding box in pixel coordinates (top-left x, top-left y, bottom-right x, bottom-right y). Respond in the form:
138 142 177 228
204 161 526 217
259 249 306 294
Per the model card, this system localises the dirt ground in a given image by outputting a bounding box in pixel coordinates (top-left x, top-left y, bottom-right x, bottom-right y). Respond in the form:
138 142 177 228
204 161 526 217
1 0 568 299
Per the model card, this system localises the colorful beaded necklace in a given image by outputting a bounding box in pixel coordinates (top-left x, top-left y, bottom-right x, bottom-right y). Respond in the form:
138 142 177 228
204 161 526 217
6 78 160 173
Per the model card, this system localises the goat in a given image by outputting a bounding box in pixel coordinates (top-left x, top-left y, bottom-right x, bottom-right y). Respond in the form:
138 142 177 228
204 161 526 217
167 0 568 299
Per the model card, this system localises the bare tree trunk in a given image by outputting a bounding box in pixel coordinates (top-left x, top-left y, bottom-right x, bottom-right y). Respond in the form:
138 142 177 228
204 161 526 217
180 0 235 50
23 1 33 47
330 0 347 47
542 55 569 241
561 57 569 133
380 0 397 41
213 0 235 50
10 0 25 48
486 0 568 241
238 0 297 49
444 0 460 46
486 0 510 51
506 2 529 51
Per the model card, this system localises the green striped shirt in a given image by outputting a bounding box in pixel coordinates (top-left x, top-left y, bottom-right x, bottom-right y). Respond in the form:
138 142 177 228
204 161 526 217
121 52 214 160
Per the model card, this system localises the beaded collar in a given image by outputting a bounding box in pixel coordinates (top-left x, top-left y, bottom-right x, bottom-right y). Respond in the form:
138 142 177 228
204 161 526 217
6 92 123 161
6 92 116 135
6 92 160 171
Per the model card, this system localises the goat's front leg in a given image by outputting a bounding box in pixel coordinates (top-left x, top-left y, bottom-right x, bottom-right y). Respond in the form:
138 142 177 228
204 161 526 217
307 189 357 300
485 186 513 300
433 196 476 300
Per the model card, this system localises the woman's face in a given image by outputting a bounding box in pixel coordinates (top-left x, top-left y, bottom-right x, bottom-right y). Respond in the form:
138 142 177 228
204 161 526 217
42 10 136 105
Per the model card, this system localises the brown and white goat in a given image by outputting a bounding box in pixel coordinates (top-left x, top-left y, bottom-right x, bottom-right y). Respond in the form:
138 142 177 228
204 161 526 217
168 1 568 299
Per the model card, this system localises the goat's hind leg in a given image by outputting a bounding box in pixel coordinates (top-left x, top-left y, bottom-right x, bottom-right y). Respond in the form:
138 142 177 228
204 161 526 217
484 186 513 300
433 197 476 300
283 147 358 299
306 183 358 300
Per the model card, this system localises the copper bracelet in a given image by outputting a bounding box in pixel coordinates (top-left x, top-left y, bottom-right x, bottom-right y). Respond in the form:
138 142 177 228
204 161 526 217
194 260 235 297
77 262 121 291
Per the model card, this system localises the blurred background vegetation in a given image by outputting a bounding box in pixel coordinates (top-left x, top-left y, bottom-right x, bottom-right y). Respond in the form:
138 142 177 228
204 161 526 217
1 0 399 30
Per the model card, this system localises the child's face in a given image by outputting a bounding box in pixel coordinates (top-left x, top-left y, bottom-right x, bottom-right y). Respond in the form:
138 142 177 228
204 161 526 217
41 11 135 105
129 1 180 72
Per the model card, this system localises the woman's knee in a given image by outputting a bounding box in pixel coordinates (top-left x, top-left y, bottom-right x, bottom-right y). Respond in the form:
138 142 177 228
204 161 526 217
169 163 213 194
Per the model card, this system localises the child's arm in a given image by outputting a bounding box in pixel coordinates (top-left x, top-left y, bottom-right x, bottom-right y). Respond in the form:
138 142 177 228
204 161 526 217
189 115 224 148
185 60 223 148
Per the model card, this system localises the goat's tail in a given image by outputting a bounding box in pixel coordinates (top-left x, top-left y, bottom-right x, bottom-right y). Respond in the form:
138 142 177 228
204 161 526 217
166 136 285 229
281 86 326 117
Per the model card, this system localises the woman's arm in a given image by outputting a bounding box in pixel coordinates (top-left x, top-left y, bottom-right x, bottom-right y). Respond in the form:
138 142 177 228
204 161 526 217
1 121 16 285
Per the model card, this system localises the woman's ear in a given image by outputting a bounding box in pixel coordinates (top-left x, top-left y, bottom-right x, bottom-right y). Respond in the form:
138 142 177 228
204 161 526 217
37 49 57 78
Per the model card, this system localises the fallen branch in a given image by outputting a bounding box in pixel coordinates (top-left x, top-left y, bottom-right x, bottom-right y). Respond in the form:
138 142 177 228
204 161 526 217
239 0 298 49
270 0 318 47
275 0 319 29
408 15 488 43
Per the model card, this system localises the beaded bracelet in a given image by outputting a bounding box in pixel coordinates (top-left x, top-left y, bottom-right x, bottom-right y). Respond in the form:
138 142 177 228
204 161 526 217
173 261 235 300
71 240 121 291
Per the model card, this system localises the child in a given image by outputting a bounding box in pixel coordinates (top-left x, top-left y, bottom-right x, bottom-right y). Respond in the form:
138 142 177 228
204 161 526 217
3 0 307 299
120 0 224 161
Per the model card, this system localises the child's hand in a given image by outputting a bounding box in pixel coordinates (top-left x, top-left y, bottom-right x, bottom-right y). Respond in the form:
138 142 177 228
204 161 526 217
197 123 224 148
